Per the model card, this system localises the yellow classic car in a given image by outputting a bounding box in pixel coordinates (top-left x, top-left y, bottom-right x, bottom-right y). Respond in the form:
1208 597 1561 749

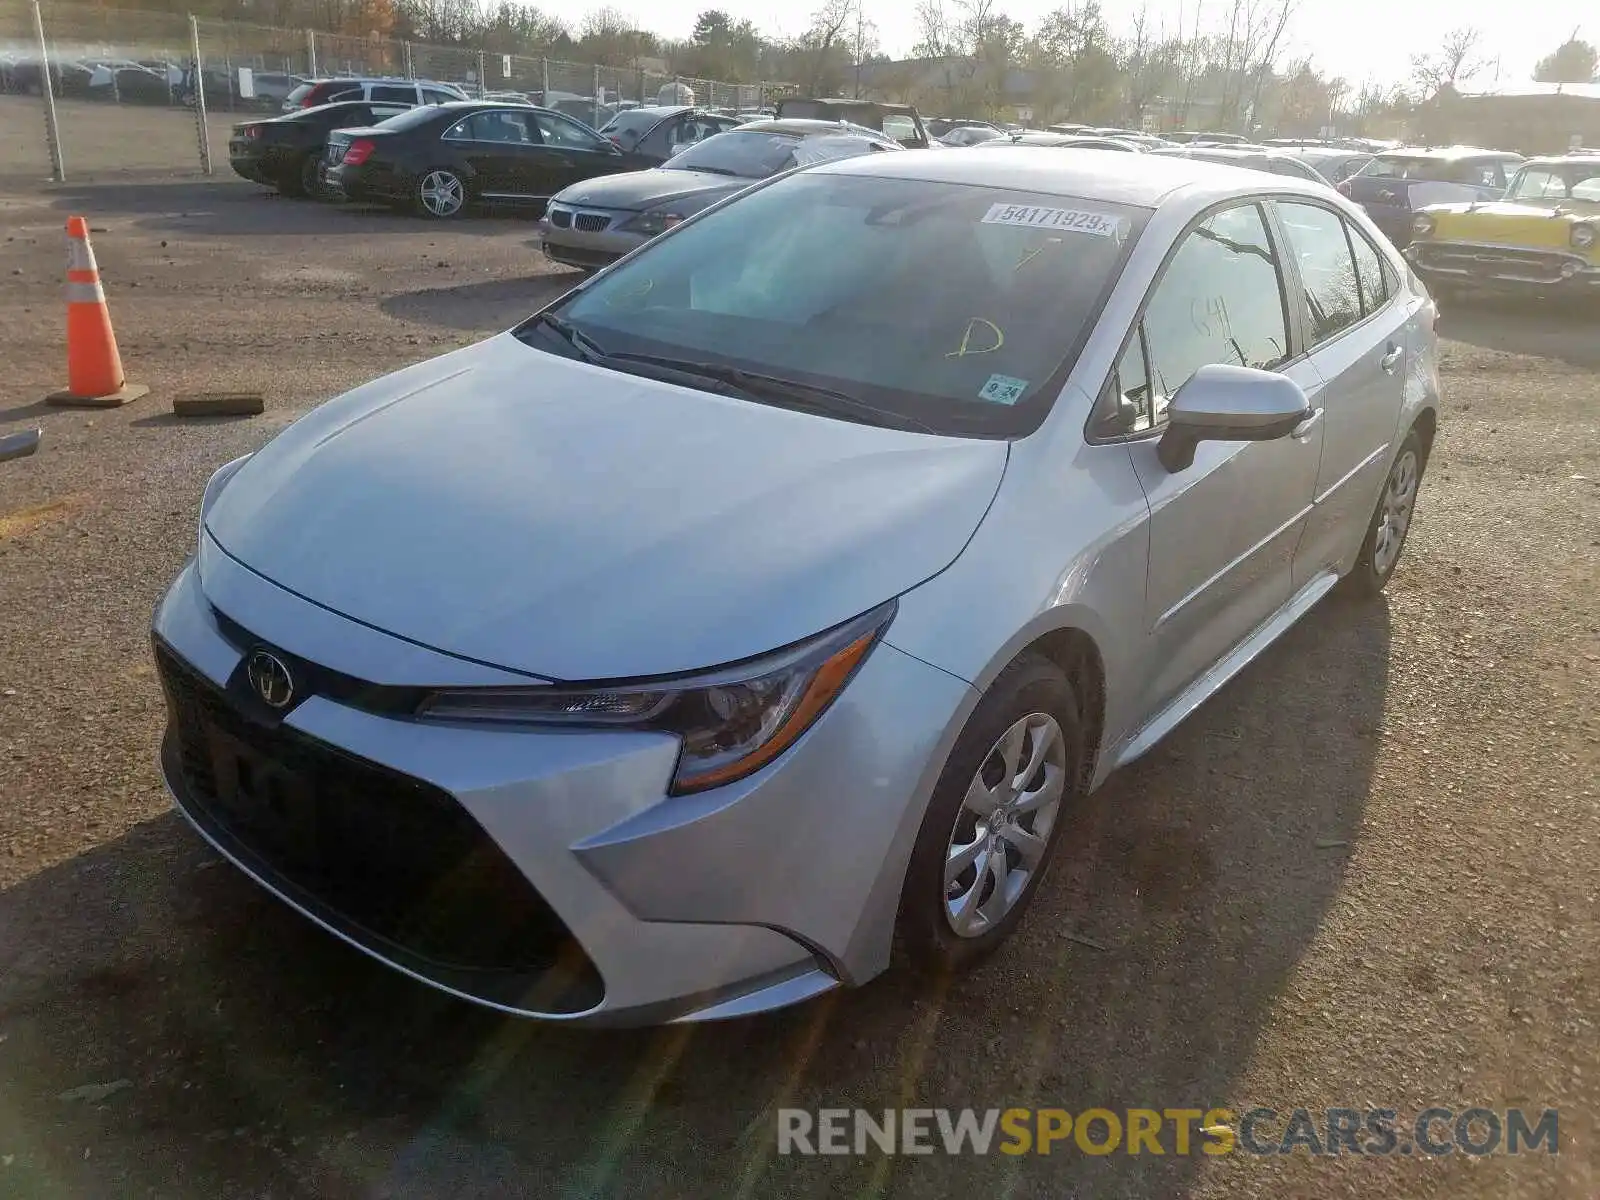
1404 155 1600 300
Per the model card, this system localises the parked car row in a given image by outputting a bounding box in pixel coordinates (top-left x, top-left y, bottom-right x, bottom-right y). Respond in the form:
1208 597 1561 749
229 92 1598 310
229 98 898 224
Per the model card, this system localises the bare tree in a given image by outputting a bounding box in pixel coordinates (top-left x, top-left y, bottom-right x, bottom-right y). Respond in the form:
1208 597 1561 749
1244 0 1295 128
1410 25 1481 98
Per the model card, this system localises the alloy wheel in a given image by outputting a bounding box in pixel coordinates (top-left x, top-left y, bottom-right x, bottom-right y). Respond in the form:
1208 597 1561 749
1372 448 1419 576
943 712 1066 938
419 171 465 217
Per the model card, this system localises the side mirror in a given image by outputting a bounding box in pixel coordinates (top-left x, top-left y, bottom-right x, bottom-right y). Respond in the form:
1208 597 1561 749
1157 363 1311 473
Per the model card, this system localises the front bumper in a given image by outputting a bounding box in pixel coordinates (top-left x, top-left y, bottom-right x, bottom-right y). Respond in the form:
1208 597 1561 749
537 203 647 269
151 545 972 1024
1405 240 1600 296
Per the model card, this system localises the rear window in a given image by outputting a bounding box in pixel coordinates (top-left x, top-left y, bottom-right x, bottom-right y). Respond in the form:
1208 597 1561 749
599 109 669 150
532 172 1149 437
370 105 446 132
285 82 317 106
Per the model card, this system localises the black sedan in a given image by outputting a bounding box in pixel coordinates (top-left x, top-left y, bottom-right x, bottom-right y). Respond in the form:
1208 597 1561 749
230 100 416 196
537 119 900 271
324 101 645 218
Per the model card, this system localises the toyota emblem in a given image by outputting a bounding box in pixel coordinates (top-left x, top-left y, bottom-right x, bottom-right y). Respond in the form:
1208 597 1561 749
247 650 295 709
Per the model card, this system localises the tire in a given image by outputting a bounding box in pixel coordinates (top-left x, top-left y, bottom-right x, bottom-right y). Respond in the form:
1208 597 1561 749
897 653 1084 975
276 154 318 199
413 167 467 219
1341 427 1425 598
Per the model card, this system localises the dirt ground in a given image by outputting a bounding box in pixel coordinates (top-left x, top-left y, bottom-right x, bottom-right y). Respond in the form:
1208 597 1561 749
0 141 1596 1198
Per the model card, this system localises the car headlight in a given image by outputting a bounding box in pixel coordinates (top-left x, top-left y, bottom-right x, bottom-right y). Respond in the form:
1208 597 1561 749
418 601 895 794
1411 212 1436 239
619 208 684 236
1572 223 1596 251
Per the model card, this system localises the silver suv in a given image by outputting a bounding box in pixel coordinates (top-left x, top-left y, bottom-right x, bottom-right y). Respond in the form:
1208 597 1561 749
282 77 466 113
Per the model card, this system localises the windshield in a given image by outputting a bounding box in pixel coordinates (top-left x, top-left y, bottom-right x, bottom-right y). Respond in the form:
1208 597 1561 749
669 131 813 177
518 172 1147 437
1506 164 1600 203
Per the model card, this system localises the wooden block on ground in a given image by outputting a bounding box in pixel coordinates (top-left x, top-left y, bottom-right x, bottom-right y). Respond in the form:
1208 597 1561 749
172 393 265 418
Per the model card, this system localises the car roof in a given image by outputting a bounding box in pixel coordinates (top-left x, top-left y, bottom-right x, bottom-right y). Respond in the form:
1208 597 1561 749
425 100 558 114
615 105 691 118
305 76 458 88
1379 145 1522 161
810 144 1326 207
1519 154 1600 169
784 98 919 114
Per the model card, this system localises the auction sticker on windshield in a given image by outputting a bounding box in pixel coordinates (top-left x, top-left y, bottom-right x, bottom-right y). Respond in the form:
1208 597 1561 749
981 204 1121 236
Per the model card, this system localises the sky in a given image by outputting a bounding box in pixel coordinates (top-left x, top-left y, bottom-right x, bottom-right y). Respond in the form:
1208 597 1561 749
571 0 1591 90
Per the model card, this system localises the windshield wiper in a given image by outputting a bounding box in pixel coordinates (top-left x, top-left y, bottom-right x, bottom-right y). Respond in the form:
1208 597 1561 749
603 352 937 434
685 165 745 177
533 311 609 362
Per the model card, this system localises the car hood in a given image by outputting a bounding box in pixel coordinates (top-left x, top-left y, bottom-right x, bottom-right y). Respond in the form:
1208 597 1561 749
203 334 1007 681
1422 199 1598 247
553 168 751 213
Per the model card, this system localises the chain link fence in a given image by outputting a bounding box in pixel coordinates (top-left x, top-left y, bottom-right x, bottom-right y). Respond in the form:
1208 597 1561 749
0 0 792 182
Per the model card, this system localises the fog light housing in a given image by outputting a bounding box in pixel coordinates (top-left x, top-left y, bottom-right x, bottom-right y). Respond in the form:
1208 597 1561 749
1411 213 1436 239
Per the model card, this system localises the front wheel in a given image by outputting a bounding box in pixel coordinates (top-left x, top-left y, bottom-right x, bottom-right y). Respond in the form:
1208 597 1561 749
1342 428 1425 597
414 167 467 219
897 653 1083 975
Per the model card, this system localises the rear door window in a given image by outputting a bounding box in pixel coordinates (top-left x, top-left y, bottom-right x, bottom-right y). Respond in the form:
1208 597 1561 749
1275 201 1362 345
1347 224 1392 315
370 84 416 104
420 87 457 104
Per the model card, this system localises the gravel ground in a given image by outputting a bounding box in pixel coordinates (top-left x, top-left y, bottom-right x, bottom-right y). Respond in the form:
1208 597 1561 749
0 159 1595 1199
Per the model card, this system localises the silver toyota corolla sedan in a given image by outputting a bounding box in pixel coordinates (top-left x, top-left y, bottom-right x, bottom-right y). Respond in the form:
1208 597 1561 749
153 149 1440 1026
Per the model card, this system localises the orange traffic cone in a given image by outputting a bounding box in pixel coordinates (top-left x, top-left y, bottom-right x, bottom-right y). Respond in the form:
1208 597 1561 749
45 216 148 408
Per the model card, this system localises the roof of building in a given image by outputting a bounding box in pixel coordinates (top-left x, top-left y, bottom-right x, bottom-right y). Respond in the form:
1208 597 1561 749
1451 81 1600 102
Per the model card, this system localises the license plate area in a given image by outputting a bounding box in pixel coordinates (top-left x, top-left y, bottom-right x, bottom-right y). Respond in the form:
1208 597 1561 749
205 728 321 863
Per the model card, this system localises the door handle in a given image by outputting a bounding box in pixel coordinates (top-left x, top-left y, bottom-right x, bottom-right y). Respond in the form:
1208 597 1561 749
1380 344 1404 373
1291 406 1323 440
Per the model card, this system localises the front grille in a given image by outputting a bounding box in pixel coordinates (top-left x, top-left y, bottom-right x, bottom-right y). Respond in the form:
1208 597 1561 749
155 640 602 1013
547 207 572 228
573 213 611 233
1414 242 1574 282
